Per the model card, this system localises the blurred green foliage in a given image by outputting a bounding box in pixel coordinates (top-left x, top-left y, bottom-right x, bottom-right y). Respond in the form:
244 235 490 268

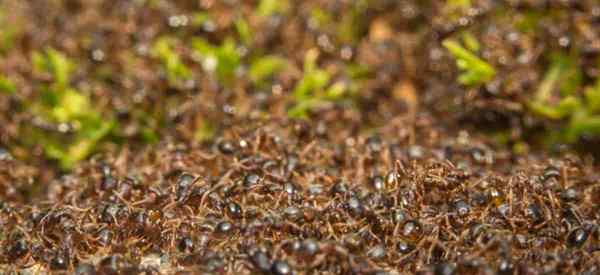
308 1 369 45
288 49 353 118
2 0 597 169
445 0 472 10
528 53 580 119
443 0 472 20
443 35 496 87
151 37 192 86
193 119 215 142
257 0 289 17
0 75 15 94
0 9 17 54
234 18 253 46
515 10 543 33
191 12 211 27
192 37 241 85
30 48 115 169
249 55 287 86
529 53 600 143
32 48 73 88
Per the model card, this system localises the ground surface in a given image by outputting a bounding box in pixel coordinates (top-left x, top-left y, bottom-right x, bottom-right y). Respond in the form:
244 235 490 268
0 1 600 274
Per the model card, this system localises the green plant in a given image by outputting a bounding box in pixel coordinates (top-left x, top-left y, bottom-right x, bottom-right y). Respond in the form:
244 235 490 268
191 12 211 27
257 0 289 17
515 10 543 33
528 54 580 119
446 0 472 10
443 0 472 19
234 18 253 46
151 37 192 86
528 53 600 143
193 119 215 142
0 75 15 94
248 55 287 86
191 37 241 85
443 36 496 87
0 8 17 54
337 0 370 44
288 49 352 118
309 8 332 30
30 48 114 169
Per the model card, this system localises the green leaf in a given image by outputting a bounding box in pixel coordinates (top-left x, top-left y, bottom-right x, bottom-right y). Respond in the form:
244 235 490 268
565 113 600 143
324 81 348 100
32 48 74 87
257 0 288 17
337 0 369 44
446 0 471 10
345 63 370 79
442 39 496 86
534 58 563 102
235 18 252 46
191 37 214 56
293 49 330 100
287 98 324 119
0 9 17 54
0 26 16 54
461 32 480 52
293 69 330 100
528 96 581 120
215 38 241 83
191 12 211 27
585 80 600 113
193 119 215 142
248 55 287 85
151 37 192 85
515 10 542 33
191 37 241 85
28 47 115 169
141 127 160 144
551 53 581 96
310 8 332 29
51 88 91 122
45 119 114 169
289 49 353 119
0 75 15 94
528 53 582 123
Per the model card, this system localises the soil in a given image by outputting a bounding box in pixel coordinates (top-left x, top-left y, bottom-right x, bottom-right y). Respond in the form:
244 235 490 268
1 0 600 274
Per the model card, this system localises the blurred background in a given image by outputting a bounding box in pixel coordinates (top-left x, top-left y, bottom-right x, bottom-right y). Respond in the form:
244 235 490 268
0 0 599 176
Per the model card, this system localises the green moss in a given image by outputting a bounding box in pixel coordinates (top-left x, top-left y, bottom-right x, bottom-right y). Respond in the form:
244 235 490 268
249 55 287 86
288 49 354 119
28 48 115 169
530 53 580 108
443 38 496 87
528 52 600 143
515 10 543 33
309 8 332 29
32 48 74 88
584 79 600 113
191 37 241 85
443 0 472 19
446 0 471 9
0 75 15 94
528 96 581 120
191 12 211 27
0 8 17 54
337 0 369 44
151 37 192 86
193 119 215 142
235 18 253 46
257 0 289 17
